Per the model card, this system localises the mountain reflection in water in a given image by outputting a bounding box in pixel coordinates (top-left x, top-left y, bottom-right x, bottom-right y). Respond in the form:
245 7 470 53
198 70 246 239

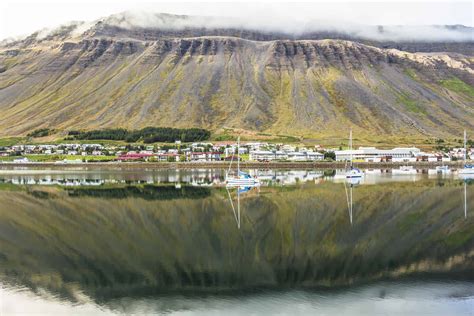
0 169 472 315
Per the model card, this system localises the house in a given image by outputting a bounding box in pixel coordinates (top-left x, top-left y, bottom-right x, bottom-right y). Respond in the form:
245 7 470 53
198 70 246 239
187 152 221 162
306 151 324 161
224 147 247 156
286 151 324 161
250 150 276 161
275 151 288 160
287 152 307 161
156 153 180 162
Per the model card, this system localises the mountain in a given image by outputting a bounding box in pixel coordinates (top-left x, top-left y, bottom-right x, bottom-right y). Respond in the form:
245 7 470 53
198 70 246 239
0 12 473 139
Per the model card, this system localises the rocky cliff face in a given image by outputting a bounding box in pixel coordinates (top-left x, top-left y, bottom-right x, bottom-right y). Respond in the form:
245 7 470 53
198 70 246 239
0 13 472 138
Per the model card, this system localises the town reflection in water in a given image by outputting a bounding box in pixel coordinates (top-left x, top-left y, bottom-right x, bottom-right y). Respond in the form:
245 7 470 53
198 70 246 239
0 167 472 315
0 167 466 187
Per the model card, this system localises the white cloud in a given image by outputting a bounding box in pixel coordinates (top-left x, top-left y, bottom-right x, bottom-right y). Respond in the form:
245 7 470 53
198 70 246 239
0 1 472 40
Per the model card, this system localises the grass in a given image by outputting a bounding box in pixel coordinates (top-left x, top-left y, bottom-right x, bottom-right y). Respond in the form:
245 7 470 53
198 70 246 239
397 93 426 114
403 68 419 81
53 139 128 146
398 212 423 232
439 77 474 98
0 155 116 162
443 229 474 248
0 137 26 147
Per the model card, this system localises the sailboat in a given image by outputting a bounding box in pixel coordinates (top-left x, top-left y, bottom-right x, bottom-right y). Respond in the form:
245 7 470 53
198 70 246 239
226 137 260 187
458 130 474 176
345 129 364 179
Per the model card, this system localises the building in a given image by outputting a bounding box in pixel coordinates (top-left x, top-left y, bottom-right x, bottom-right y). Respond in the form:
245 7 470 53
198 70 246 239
335 147 420 162
187 152 221 162
156 153 180 162
250 150 277 161
249 150 289 161
287 151 324 161
306 151 325 161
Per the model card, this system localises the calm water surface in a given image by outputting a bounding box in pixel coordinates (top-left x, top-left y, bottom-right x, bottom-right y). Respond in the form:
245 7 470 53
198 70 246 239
0 167 472 315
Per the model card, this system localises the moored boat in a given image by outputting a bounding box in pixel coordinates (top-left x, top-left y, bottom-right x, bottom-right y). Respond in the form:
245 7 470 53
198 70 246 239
345 129 364 179
226 137 260 187
458 130 474 176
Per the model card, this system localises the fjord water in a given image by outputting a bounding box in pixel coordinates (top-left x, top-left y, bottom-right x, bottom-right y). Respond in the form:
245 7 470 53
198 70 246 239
0 168 472 315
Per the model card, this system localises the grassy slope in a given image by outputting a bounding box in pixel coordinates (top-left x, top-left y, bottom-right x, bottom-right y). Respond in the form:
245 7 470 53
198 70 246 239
0 39 472 141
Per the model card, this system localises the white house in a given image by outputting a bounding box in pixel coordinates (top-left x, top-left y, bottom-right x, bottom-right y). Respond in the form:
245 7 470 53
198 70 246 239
287 151 324 161
187 152 221 162
306 151 324 161
250 150 276 161
335 147 420 161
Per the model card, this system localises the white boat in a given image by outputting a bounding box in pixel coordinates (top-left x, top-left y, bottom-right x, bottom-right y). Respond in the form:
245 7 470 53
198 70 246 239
345 129 364 179
13 157 30 163
435 165 450 173
346 167 364 178
459 130 474 175
226 137 260 187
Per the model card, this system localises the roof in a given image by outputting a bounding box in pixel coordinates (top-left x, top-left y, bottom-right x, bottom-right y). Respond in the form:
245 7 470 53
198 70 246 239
335 147 420 155
117 153 154 158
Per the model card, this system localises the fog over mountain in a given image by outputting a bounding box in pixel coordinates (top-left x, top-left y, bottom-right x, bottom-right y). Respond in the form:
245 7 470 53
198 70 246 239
100 11 474 42
4 11 473 44
0 11 472 138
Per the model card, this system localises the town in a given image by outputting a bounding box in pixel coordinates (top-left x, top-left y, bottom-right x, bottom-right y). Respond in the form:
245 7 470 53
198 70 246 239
0 141 472 164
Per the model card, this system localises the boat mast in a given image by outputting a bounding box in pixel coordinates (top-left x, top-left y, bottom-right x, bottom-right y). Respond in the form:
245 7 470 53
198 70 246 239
350 185 353 225
237 136 240 175
349 128 353 168
464 130 467 162
464 182 467 219
237 188 241 229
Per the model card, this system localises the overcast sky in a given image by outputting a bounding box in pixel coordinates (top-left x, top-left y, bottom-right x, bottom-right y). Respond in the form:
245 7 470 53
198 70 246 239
0 0 472 40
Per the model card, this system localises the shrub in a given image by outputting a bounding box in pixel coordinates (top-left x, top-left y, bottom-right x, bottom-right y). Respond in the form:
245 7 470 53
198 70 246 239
67 127 211 143
27 128 54 138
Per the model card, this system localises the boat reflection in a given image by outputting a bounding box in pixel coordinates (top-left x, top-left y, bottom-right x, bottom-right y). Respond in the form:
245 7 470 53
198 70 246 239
344 177 361 225
226 185 259 229
461 175 473 219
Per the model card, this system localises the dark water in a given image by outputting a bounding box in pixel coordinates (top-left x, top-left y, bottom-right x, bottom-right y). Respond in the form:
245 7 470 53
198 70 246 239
0 168 472 315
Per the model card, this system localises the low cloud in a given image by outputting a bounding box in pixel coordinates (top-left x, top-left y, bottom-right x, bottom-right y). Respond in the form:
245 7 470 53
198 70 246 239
101 11 474 43
6 10 473 44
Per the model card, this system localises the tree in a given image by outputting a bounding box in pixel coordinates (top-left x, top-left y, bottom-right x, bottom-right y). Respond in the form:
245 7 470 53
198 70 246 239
324 151 336 160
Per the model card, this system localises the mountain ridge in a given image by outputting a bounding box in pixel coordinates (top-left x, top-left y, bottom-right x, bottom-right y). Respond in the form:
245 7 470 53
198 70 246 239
0 13 473 139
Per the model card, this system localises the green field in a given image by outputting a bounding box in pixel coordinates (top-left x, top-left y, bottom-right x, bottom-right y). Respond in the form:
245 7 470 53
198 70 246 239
0 137 26 147
0 154 117 162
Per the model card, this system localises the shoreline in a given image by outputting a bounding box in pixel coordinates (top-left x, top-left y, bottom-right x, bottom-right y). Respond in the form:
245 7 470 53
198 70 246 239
0 161 468 170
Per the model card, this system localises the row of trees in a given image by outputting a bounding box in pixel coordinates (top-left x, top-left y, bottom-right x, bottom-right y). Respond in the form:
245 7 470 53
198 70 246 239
67 127 211 143
27 128 54 138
